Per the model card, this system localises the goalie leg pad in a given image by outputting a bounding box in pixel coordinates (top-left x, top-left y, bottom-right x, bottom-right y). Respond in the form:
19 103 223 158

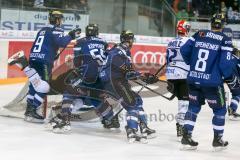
35 80 50 93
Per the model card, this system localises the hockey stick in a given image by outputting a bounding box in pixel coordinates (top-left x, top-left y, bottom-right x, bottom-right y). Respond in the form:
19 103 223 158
109 64 170 120
137 63 166 94
54 44 69 60
133 80 175 100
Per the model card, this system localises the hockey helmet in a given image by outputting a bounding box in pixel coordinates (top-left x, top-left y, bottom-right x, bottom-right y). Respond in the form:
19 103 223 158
120 30 135 43
176 20 191 36
85 24 99 37
211 13 225 30
49 10 64 26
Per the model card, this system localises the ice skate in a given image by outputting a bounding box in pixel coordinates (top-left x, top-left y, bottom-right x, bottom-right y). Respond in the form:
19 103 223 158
139 122 156 139
24 103 44 123
125 126 147 144
212 135 228 152
176 123 183 141
45 114 63 130
180 129 198 150
8 50 28 70
102 116 120 130
228 106 240 121
52 118 71 134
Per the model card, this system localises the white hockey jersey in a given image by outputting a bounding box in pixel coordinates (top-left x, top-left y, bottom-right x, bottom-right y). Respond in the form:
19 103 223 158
166 36 190 80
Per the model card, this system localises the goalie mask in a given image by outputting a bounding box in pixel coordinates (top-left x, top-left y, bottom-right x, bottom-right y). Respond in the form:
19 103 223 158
176 20 191 36
49 10 64 26
85 24 99 37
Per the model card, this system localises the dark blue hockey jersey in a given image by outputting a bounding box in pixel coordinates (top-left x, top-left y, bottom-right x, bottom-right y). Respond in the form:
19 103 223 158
100 44 132 81
29 24 72 66
73 36 108 83
180 29 234 87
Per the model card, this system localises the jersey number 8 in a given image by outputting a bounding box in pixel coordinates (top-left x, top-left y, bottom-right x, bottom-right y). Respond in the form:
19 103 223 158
195 49 209 72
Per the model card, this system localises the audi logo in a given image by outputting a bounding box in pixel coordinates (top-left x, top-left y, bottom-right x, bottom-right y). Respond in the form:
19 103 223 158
132 51 166 69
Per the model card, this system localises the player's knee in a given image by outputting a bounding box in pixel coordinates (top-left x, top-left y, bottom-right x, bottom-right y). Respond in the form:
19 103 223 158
213 106 227 117
188 104 201 114
35 80 50 93
126 109 139 118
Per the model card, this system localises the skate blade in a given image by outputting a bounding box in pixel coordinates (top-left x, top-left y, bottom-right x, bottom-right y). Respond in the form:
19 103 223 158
103 128 121 133
229 116 240 121
8 50 25 64
127 137 148 144
53 127 71 134
44 122 56 130
139 138 148 144
24 116 44 123
212 146 228 152
177 136 182 142
147 133 157 139
128 138 137 144
180 144 197 151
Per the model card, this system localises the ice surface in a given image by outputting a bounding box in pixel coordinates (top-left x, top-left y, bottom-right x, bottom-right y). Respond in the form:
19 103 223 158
0 83 240 160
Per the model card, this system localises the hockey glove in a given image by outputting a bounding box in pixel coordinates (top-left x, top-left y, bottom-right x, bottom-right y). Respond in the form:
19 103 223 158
126 71 141 80
226 75 240 90
141 73 159 84
233 47 240 57
68 28 82 39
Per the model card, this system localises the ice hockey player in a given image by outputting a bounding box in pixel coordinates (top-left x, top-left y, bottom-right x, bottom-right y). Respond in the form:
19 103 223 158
49 24 120 133
179 13 236 151
226 47 240 120
8 10 81 123
221 19 240 120
100 30 156 143
166 20 190 140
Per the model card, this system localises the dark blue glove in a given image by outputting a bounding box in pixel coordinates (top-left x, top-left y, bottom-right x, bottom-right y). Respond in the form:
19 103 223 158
140 73 159 84
226 74 240 90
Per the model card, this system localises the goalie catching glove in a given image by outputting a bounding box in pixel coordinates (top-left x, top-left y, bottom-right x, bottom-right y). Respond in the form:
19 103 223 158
140 73 159 84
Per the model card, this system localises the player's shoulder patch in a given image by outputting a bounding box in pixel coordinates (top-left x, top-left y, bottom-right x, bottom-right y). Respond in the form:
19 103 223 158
54 26 64 32
196 29 207 37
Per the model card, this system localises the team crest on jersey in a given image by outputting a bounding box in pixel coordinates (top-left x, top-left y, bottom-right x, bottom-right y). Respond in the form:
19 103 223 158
199 31 205 37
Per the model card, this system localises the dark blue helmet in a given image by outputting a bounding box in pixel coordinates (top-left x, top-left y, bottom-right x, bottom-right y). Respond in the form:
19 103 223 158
49 10 64 26
211 13 225 30
85 24 99 37
120 30 134 43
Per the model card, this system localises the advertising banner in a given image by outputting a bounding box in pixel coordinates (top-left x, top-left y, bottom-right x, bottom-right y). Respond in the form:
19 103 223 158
7 41 167 78
0 9 89 31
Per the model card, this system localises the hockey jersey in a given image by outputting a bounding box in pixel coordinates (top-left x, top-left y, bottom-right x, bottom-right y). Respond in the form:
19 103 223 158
29 24 72 66
100 43 132 81
180 29 235 87
166 36 190 79
73 36 108 83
